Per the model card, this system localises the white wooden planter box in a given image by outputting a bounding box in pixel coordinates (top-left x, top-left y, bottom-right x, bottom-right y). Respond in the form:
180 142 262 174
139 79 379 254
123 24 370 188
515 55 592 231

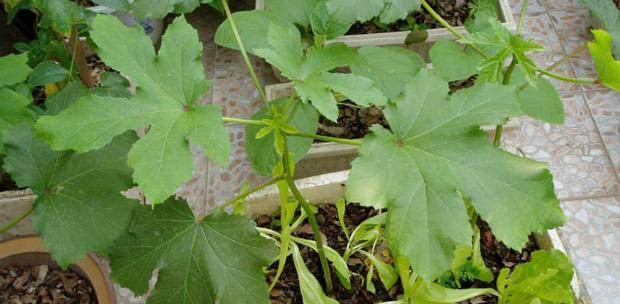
265 82 521 178
245 171 591 303
255 0 516 60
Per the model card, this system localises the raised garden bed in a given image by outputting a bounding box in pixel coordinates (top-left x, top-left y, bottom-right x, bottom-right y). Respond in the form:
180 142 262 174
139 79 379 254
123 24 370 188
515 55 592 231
265 82 520 178
245 171 590 304
256 0 517 47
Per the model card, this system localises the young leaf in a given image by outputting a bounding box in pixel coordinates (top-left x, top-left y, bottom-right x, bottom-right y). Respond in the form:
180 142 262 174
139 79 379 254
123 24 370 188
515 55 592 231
349 46 425 100
28 61 69 87
588 29 620 91
246 99 319 176
336 198 350 239
310 0 352 39
460 19 544 84
91 0 131 12
429 40 484 82
265 0 321 28
361 251 398 290
580 0 620 57
413 281 498 304
132 0 216 19
0 53 32 86
0 89 36 154
32 0 82 35
254 23 386 120
497 250 574 304
379 0 421 24
3 125 137 268
465 0 500 33
292 236 352 289
347 69 566 280
44 81 89 115
518 77 565 124
91 72 133 98
35 15 230 205
110 200 278 304
291 243 340 304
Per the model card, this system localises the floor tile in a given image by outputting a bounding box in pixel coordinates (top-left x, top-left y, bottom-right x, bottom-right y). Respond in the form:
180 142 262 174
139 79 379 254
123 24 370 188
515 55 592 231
542 0 585 11
502 93 620 199
508 0 546 13
212 78 265 119
519 12 565 55
205 125 269 211
585 90 620 178
176 146 208 216
560 197 620 304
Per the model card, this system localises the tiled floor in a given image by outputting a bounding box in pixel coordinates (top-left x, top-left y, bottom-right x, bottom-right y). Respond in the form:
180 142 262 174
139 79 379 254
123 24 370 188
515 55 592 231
169 1 620 303
139 1 619 303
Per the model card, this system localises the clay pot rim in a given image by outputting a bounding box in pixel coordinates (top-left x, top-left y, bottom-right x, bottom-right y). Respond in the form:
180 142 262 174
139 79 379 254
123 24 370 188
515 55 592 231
0 235 116 304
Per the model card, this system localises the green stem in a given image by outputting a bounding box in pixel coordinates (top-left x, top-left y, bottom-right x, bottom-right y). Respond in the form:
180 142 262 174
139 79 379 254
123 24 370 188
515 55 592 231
0 207 33 234
517 0 529 34
537 68 596 84
544 44 588 72
282 136 333 292
220 0 269 106
218 176 284 210
222 117 268 126
285 132 362 146
420 0 488 58
494 57 517 147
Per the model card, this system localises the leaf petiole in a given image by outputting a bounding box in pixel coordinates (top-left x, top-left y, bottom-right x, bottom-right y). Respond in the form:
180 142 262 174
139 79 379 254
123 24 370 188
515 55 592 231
217 176 285 210
0 206 34 234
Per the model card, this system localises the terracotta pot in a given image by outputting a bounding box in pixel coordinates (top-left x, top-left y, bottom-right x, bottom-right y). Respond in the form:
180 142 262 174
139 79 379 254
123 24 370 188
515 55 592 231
0 236 116 304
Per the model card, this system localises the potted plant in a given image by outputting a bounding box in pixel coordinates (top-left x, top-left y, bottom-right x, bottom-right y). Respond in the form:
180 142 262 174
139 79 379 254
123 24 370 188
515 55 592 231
1 0 618 302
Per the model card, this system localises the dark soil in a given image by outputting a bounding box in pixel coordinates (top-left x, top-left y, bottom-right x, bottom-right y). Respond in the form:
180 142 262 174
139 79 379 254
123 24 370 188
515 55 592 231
259 203 539 304
615 0 620 8
0 265 97 304
317 77 476 140
0 171 19 192
86 54 112 87
348 0 471 35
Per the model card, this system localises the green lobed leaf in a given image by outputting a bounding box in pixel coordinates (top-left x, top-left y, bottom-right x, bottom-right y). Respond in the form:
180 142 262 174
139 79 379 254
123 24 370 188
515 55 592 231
92 0 131 11
0 53 32 87
3 124 137 268
44 81 89 115
429 40 484 82
580 0 620 57
132 0 215 19
291 243 340 304
350 46 425 100
32 0 83 35
0 89 36 154
511 71 565 124
28 61 69 87
109 200 278 304
588 29 620 91
346 69 566 280
91 71 133 98
497 250 574 304
35 15 230 205
245 99 319 176
379 0 421 24
265 0 321 28
310 0 351 39
326 0 384 24
465 0 500 33
215 10 299 56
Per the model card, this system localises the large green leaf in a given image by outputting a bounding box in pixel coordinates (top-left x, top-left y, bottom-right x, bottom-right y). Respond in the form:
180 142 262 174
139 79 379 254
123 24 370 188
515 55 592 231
265 0 321 28
588 29 620 91
310 0 351 39
45 81 89 115
0 53 32 87
518 77 565 124
109 200 278 304
246 99 319 176
3 124 137 268
132 0 215 19
215 10 299 56
580 0 620 57
326 0 384 24
254 23 386 120
32 0 83 35
346 69 565 280
497 250 574 304
35 15 230 205
350 46 425 100
0 89 36 154
430 40 484 82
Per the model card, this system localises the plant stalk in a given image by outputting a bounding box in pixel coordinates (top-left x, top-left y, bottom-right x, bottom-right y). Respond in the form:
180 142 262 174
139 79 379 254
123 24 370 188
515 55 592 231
493 57 517 147
222 117 268 125
217 176 284 209
220 0 269 106
285 132 362 146
517 0 529 34
281 136 333 292
544 44 587 72
536 68 596 84
0 207 33 234
69 25 95 88
420 0 489 58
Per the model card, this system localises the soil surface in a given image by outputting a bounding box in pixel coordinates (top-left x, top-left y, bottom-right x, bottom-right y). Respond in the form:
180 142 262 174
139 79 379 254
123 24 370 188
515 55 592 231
317 77 476 140
348 0 471 35
0 265 97 304
86 55 113 87
0 171 19 192
616 0 620 8
259 203 539 304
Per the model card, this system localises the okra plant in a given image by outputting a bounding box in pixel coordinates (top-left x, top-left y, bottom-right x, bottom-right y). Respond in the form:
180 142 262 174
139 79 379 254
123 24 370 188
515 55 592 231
1 0 619 303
